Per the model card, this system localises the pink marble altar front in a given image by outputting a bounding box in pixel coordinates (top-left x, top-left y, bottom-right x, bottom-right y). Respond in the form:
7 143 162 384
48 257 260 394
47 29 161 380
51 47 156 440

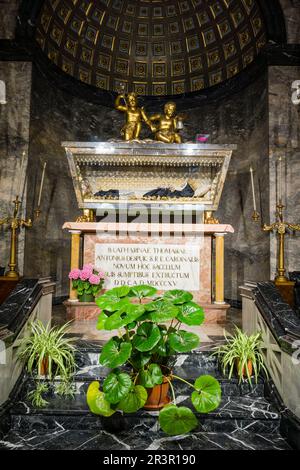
63 222 234 324
84 233 212 304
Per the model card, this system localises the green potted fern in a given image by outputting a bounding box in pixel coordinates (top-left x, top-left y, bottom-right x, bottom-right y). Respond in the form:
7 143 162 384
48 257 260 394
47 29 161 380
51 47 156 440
18 320 77 407
212 326 268 385
86 285 222 436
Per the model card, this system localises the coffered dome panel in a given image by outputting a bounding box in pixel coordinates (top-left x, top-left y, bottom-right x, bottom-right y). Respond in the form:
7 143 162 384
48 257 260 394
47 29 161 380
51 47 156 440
35 0 267 96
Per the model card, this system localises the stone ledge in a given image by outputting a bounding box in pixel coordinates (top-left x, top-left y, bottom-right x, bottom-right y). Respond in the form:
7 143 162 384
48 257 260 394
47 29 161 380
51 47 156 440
63 300 229 324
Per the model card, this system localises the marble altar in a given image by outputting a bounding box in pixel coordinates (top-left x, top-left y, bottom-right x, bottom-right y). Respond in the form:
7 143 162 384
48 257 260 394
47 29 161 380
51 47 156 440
62 141 235 324
63 222 234 324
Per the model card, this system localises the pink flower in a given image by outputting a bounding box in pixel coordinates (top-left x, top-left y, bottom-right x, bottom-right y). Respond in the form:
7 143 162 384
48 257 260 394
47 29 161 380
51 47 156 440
68 268 80 280
98 271 106 279
83 264 93 276
89 274 101 285
80 268 91 281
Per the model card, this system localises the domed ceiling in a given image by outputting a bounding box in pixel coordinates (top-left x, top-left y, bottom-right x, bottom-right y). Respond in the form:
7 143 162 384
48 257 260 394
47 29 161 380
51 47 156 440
35 0 267 96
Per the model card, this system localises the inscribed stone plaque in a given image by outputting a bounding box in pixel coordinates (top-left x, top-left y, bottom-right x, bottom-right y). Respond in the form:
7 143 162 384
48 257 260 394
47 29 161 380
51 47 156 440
95 243 200 290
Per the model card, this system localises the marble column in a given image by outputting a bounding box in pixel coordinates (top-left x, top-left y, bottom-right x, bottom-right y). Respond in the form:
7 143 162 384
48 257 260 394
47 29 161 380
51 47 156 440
69 230 81 301
214 233 226 304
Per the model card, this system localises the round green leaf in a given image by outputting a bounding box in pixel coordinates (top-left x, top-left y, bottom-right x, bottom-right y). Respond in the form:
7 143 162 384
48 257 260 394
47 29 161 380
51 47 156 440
169 331 199 353
118 385 147 413
103 371 132 404
96 296 130 313
159 405 198 436
129 285 157 299
96 286 131 312
191 375 222 413
87 381 115 417
139 364 163 388
130 351 152 369
153 338 175 357
147 300 179 322
99 338 132 368
108 286 131 298
154 339 168 357
177 302 205 326
104 303 145 330
96 312 108 330
144 302 159 312
163 290 193 305
132 323 161 352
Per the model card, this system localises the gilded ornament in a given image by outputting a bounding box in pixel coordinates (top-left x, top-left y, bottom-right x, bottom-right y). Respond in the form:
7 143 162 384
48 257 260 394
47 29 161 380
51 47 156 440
115 92 149 141
148 102 184 144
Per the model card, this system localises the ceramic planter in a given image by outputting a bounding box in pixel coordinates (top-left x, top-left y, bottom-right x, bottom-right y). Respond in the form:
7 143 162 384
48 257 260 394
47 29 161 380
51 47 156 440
78 292 95 303
39 357 49 376
143 376 171 410
236 359 253 378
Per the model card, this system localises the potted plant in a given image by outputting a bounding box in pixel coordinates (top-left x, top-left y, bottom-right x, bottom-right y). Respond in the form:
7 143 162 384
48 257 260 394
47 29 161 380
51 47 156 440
69 264 105 302
86 285 222 436
212 326 268 385
18 320 77 407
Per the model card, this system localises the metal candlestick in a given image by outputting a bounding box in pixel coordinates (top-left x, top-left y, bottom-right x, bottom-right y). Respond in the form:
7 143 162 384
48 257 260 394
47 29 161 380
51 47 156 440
251 210 260 222
0 196 40 280
256 202 300 284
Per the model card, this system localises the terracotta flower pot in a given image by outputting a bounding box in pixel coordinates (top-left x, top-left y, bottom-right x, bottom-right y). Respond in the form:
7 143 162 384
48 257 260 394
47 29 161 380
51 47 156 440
143 376 171 410
39 357 49 376
236 359 253 378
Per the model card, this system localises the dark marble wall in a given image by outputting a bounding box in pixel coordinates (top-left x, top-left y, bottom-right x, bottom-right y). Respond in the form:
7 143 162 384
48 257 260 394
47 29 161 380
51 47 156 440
269 65 300 277
186 74 270 301
0 2 32 274
0 62 32 274
24 65 270 300
279 0 300 43
0 0 21 39
24 65 120 296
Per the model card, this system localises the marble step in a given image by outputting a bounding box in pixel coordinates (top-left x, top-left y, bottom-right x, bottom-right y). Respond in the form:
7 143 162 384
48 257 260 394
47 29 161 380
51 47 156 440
3 345 291 451
75 350 220 374
73 351 265 396
10 409 281 435
10 379 281 436
11 392 281 422
0 427 291 451
73 369 265 397
14 373 266 417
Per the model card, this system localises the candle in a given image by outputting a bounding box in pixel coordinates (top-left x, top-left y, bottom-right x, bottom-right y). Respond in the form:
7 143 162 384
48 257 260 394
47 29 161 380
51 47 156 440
16 151 26 197
250 166 257 212
37 162 47 207
278 157 283 204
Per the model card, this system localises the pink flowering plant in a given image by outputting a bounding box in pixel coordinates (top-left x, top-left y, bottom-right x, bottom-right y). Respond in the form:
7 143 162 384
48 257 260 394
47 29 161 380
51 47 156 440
69 265 105 298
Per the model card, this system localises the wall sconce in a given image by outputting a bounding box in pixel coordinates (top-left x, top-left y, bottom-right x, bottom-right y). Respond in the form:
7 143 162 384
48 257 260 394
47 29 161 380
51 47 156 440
0 80 7 104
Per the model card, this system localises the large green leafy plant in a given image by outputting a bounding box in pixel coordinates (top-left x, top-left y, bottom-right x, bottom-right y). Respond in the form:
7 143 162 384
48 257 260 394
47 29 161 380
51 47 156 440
87 285 221 436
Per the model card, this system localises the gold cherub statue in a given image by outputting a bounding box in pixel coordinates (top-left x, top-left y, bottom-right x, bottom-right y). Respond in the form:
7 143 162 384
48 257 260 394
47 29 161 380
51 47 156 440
148 102 183 143
115 91 148 141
